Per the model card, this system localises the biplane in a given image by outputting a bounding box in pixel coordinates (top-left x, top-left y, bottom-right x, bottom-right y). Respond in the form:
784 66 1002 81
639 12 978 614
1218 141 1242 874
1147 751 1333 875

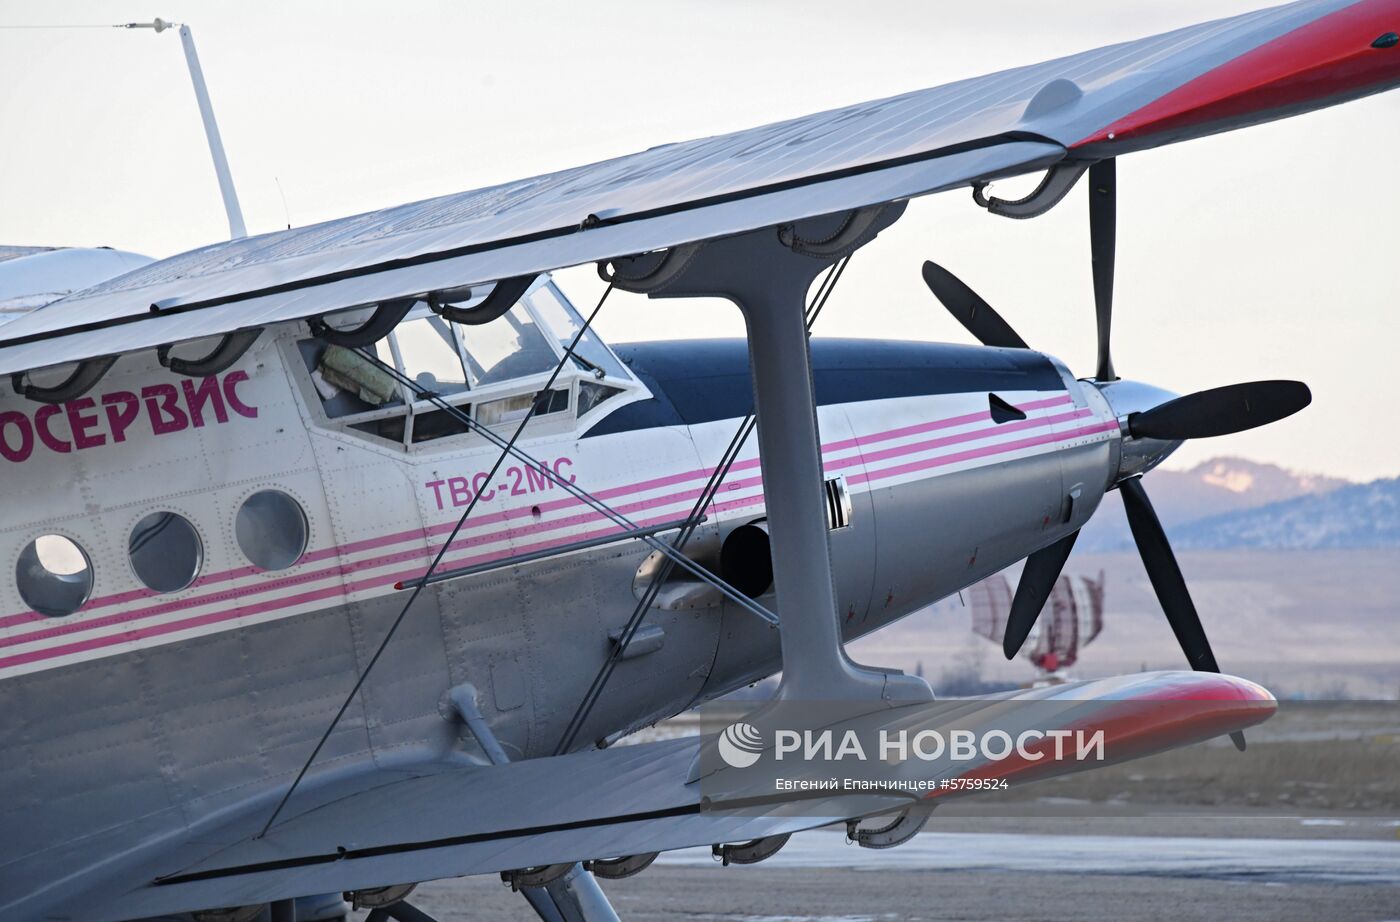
2 1 1396 918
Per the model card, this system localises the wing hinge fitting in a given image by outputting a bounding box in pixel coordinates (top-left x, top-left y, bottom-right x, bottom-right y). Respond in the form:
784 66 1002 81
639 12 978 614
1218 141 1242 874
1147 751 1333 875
712 833 790 866
158 327 262 377
585 852 659 879
429 273 538 325
846 802 936 848
10 354 118 404
973 160 1089 220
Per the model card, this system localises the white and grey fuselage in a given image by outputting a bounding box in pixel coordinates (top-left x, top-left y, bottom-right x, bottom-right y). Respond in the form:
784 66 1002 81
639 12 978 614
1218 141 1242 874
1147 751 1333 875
0 280 1140 907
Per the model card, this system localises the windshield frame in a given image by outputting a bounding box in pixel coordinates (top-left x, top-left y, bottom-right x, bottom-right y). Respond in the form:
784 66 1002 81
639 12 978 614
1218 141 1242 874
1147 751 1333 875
291 274 643 451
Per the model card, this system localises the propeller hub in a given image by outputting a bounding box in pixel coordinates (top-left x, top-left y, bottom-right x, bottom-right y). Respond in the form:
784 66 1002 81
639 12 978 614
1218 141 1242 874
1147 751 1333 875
1091 379 1182 482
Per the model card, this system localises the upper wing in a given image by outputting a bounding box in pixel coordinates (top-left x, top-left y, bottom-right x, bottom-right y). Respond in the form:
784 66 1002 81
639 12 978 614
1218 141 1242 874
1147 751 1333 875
0 247 154 318
50 671 1273 922
3 0 1397 378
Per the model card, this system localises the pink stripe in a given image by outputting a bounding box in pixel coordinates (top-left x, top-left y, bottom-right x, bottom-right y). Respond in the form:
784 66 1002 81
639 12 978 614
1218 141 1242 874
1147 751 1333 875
1 398 1043 627
1 418 1112 669
851 421 1119 486
5 416 1113 666
825 394 1071 453
0 395 1071 627
1 407 1091 646
0 397 1096 646
0 480 766 651
0 511 694 671
855 407 1092 466
2 407 1079 645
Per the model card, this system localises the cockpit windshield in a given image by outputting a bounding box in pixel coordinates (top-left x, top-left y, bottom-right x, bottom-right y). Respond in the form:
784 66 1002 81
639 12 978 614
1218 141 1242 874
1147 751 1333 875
461 302 557 386
527 284 627 379
393 316 469 395
297 275 638 449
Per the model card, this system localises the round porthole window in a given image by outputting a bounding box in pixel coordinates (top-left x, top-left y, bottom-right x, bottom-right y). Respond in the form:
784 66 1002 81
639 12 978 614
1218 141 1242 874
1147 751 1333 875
129 512 203 593
236 490 308 571
16 534 93 617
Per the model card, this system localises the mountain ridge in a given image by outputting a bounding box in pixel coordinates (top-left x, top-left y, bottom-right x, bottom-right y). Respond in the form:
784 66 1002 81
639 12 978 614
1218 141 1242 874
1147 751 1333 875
1171 476 1400 550
1078 456 1373 551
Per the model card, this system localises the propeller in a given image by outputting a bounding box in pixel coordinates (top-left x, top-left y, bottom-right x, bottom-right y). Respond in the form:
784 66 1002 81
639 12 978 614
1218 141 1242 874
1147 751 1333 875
920 262 1027 350
1002 530 1078 659
1089 159 1116 382
1119 476 1246 752
1129 380 1311 441
922 159 1306 742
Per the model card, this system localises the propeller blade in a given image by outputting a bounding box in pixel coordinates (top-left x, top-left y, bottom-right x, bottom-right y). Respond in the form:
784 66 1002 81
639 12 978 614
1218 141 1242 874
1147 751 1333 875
921 261 1028 350
1119 477 1220 673
1089 159 1116 381
1129 380 1312 440
1003 530 1079 659
1121 478 1248 752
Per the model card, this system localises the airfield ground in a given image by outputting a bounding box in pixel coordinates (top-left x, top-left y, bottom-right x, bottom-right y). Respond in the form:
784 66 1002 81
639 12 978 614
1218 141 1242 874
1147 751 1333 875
370 813 1400 922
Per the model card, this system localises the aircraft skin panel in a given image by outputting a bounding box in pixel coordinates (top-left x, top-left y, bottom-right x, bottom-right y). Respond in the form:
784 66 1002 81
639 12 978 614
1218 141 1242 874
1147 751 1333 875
4 3 1391 914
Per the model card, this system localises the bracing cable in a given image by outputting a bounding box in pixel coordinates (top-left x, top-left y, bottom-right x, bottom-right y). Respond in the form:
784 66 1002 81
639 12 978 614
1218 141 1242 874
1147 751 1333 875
256 283 614 838
553 255 852 755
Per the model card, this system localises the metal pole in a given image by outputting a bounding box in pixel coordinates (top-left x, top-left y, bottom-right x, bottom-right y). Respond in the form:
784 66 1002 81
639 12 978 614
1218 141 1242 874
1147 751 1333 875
176 24 247 239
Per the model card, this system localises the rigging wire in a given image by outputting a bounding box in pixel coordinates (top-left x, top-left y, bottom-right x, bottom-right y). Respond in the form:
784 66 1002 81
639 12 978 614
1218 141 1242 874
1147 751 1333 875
356 356 778 625
256 282 614 839
553 255 852 755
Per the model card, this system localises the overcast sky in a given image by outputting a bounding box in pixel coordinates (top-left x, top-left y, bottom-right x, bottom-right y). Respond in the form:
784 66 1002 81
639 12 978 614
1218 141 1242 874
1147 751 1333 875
2 1 1397 480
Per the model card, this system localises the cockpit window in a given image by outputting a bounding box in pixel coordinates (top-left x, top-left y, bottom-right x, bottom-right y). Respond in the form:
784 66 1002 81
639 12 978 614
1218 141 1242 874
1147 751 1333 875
461 303 557 386
393 316 469 396
578 381 623 416
315 343 402 414
299 279 639 448
528 284 626 379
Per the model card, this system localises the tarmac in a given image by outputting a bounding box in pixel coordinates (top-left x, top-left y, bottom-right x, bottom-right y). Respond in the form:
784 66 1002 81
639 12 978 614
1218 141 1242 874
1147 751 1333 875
354 813 1400 922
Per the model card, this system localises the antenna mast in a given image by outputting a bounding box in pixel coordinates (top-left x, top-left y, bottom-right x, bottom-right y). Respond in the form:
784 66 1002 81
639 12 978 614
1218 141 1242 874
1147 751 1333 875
125 19 247 239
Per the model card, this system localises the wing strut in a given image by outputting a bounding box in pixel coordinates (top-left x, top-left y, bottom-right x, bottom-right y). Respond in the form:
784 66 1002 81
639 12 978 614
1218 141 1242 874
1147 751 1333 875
555 253 852 756
446 686 621 922
607 205 932 703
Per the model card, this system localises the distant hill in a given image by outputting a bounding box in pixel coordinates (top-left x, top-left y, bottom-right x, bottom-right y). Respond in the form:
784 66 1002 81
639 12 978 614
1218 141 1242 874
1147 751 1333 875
1078 457 1351 551
1171 476 1400 549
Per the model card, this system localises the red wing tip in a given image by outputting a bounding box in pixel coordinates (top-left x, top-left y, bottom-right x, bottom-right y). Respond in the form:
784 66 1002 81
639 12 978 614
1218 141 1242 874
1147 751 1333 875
1133 671 1277 710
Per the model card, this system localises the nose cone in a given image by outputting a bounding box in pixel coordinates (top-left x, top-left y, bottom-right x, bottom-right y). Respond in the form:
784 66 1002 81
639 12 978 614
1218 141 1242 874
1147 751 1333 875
1093 379 1182 481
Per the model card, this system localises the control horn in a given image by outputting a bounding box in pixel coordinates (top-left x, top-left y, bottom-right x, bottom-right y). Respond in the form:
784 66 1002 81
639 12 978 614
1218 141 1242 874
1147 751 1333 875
922 160 1311 749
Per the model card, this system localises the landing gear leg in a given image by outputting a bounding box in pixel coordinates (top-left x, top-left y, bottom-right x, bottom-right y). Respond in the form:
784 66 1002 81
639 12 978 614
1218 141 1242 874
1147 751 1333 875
365 902 440 922
519 863 622 922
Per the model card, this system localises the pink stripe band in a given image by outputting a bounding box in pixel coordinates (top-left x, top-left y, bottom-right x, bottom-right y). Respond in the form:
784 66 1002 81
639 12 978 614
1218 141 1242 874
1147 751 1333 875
2 397 1106 665
0 394 1074 629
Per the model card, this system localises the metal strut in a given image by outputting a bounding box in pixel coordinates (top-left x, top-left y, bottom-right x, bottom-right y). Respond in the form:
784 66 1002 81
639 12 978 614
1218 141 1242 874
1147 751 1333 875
448 686 621 922
614 205 932 703
553 255 851 756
